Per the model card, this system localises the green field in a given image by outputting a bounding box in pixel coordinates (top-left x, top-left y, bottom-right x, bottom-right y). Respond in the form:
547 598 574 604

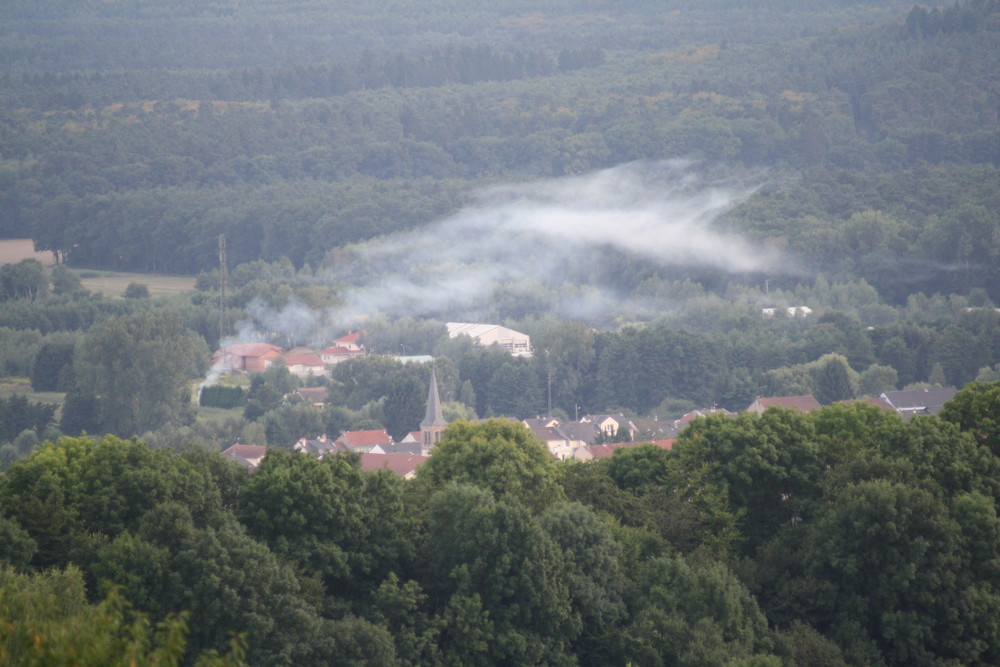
78 271 197 298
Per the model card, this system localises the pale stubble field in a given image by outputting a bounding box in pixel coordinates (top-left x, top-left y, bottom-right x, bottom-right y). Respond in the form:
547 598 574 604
0 239 196 296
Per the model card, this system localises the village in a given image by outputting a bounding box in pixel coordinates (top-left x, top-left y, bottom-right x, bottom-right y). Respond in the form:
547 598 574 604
214 322 959 477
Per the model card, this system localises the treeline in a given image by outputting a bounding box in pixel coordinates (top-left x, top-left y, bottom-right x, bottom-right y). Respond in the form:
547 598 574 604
2 45 601 111
7 259 1000 458
3 391 1000 664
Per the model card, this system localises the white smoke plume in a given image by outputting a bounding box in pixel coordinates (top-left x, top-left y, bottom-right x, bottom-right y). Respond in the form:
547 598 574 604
217 160 792 360
324 159 787 324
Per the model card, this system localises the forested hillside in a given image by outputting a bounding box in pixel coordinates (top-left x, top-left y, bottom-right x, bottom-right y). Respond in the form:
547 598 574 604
3 0 998 301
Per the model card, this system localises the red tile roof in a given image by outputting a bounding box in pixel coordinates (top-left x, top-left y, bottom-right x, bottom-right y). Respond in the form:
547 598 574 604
585 444 621 459
214 343 283 359
358 453 428 477
336 429 393 449
752 395 822 412
222 444 268 459
284 353 325 366
335 332 362 345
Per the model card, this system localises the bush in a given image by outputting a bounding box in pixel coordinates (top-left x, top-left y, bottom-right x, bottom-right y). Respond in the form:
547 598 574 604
199 384 247 409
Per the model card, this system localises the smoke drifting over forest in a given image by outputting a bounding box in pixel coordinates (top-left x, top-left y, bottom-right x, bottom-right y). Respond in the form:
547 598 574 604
325 160 782 321
226 160 788 348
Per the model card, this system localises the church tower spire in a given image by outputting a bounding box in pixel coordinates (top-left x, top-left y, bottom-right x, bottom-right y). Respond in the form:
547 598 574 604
420 368 447 453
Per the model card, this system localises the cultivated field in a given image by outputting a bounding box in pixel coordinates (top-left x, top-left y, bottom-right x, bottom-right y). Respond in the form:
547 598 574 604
0 239 55 267
0 239 196 296
77 272 197 297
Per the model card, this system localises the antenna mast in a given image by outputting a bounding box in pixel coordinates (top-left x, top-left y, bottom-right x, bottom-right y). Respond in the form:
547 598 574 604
218 234 231 340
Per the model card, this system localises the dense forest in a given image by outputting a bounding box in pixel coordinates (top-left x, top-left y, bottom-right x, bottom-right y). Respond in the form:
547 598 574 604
4 397 1000 665
3 0 1000 664
3 0 998 299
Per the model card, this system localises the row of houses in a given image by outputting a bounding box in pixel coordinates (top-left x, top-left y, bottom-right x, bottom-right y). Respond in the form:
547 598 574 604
213 321 533 381
213 332 364 379
222 366 958 476
746 386 957 418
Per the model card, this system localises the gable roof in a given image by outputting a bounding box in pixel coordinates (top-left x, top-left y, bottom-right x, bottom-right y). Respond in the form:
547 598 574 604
334 331 362 346
584 444 620 460
221 443 268 469
524 417 562 429
358 453 428 477
529 426 569 445
749 395 822 413
555 422 601 444
215 342 283 359
337 429 393 449
283 352 325 367
295 387 329 403
881 387 958 415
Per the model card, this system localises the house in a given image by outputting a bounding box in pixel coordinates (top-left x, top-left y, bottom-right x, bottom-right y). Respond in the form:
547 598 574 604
529 426 573 460
761 306 813 318
527 421 600 460
880 387 958 417
335 429 394 453
358 453 428 479
293 434 344 458
555 422 601 448
399 431 421 445
283 351 329 379
523 417 562 429
333 331 364 351
746 395 822 414
294 386 329 407
371 441 423 455
221 443 268 471
446 322 531 356
580 414 631 439
213 343 283 373
320 345 365 365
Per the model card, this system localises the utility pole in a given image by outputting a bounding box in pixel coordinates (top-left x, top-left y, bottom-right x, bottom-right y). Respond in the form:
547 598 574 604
546 364 554 418
218 234 231 341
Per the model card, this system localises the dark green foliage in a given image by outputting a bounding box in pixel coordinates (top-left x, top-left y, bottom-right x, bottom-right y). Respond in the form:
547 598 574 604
620 554 776 666
59 390 102 436
415 419 565 513
75 309 208 437
426 484 577 665
0 260 48 303
30 333 77 392
939 380 1000 456
198 384 247 409
238 450 416 604
382 375 426 442
810 354 854 405
675 409 824 553
262 403 324 446
123 282 150 299
0 395 55 444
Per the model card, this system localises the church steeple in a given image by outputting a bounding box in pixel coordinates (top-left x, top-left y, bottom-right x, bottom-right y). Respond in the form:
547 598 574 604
420 368 447 452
